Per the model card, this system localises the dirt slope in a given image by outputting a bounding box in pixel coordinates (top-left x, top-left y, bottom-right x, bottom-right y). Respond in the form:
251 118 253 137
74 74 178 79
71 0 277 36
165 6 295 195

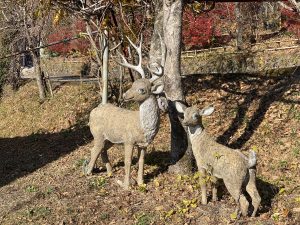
0 70 299 224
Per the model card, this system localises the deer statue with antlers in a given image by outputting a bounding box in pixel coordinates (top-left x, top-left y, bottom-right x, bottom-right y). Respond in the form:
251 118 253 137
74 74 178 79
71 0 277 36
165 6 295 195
84 37 164 190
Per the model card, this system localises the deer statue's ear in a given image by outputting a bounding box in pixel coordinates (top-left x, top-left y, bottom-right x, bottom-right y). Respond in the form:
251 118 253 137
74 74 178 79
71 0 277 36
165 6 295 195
199 106 214 116
148 62 163 76
175 102 187 113
148 62 163 83
151 81 164 94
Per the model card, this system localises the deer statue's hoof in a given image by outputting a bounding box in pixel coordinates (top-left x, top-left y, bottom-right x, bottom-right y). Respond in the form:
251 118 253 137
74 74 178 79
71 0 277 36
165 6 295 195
116 180 130 190
116 178 137 189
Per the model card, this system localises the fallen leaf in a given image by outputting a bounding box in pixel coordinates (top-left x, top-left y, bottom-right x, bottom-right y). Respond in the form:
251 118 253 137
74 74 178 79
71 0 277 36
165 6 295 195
155 205 164 211
281 208 290 218
279 188 285 195
154 179 160 187
165 209 175 218
271 212 280 221
230 212 237 220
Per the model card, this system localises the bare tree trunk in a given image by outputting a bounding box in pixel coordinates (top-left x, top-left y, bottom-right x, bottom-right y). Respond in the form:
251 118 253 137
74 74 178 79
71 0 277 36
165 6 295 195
235 2 260 50
23 30 46 100
22 6 47 101
102 29 109 104
32 53 46 100
162 0 193 174
149 1 164 65
261 2 281 32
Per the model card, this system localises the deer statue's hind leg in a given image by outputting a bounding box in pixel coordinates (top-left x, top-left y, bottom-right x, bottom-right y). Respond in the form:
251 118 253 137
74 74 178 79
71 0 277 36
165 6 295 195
246 169 261 217
224 180 249 217
117 143 134 190
211 177 219 202
101 142 113 175
239 194 250 217
85 137 105 175
137 147 146 185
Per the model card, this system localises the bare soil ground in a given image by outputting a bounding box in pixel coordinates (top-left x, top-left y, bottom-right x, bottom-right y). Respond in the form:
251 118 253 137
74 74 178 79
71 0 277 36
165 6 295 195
0 69 299 225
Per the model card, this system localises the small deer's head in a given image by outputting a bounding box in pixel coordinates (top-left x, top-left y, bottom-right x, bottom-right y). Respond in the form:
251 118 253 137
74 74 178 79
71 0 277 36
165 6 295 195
123 79 164 102
120 36 164 103
175 102 214 127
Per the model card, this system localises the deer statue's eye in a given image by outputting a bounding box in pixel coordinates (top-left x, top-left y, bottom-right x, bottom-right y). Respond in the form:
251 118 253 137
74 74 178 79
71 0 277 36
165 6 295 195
192 113 199 120
138 88 145 94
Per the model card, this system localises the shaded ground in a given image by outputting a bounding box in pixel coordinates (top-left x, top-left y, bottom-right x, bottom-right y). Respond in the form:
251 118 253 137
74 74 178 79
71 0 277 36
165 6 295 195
0 68 299 224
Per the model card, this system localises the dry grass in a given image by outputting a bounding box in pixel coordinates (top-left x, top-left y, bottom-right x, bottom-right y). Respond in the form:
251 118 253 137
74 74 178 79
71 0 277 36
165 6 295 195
0 82 100 137
0 70 299 225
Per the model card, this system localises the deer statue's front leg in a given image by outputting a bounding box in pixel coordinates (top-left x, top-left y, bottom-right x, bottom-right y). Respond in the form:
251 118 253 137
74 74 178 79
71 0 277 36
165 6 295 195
137 146 146 185
199 168 208 205
117 143 134 190
84 138 105 175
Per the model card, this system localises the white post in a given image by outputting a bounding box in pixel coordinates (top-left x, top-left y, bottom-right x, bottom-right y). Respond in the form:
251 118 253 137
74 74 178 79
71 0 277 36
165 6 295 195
102 29 109 104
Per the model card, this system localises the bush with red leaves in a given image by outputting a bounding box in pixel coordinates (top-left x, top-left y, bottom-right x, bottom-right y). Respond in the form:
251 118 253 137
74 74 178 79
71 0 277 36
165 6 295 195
47 20 90 56
47 4 300 55
182 3 235 50
281 9 300 37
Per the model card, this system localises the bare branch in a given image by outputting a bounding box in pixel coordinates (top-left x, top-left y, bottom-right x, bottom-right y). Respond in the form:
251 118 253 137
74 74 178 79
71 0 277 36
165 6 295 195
288 0 300 14
110 39 123 51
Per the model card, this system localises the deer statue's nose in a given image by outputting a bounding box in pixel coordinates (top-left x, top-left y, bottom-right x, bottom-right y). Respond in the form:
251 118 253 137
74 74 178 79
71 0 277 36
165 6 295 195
123 92 133 101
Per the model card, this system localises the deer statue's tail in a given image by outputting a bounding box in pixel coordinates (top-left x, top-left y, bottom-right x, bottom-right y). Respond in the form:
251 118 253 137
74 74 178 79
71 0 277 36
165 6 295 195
248 150 257 168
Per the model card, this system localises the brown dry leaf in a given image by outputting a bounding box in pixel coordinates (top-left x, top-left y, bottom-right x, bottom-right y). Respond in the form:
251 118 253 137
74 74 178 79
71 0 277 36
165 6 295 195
155 205 164 211
281 208 290 218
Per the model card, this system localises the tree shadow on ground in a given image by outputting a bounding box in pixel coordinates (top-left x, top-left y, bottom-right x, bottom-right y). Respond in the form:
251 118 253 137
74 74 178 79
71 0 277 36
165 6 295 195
144 150 171 181
228 69 300 149
0 125 92 188
256 178 279 214
184 67 300 148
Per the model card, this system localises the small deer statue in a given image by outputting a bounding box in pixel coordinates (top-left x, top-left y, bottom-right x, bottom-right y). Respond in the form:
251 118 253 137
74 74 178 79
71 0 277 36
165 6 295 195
175 102 261 217
84 37 164 190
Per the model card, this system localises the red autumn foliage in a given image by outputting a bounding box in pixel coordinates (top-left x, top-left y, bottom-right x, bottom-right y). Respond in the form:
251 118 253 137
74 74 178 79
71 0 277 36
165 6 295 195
47 4 300 55
182 3 300 50
182 3 235 50
47 20 90 55
281 9 300 37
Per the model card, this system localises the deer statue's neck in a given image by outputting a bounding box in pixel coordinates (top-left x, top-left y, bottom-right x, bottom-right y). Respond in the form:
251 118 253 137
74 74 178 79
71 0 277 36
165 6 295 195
139 95 160 144
188 125 204 143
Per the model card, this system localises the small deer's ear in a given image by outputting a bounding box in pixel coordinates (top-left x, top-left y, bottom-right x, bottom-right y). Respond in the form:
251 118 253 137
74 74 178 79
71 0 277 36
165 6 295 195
199 106 214 116
151 81 164 94
175 102 187 113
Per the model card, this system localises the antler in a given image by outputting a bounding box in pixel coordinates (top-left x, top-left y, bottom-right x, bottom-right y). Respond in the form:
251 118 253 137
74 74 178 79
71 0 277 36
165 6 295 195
118 36 145 78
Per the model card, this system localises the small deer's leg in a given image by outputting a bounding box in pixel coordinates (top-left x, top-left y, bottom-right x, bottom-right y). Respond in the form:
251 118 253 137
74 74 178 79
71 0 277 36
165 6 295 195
246 169 261 217
101 142 112 175
239 194 249 217
212 177 218 202
137 147 146 186
224 180 249 217
117 143 134 190
85 137 104 175
199 168 208 205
